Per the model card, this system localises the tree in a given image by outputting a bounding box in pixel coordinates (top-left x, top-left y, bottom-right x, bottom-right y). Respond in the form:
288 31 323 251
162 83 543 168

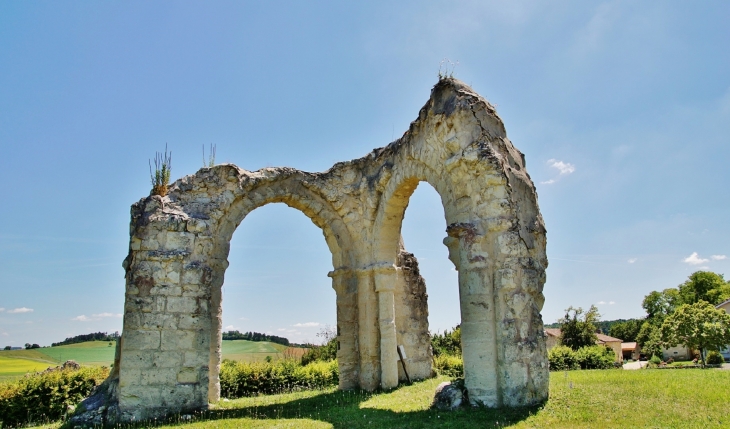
677 271 730 306
636 321 663 358
3 345 10 350
642 289 680 323
661 300 730 365
609 319 643 342
559 305 600 351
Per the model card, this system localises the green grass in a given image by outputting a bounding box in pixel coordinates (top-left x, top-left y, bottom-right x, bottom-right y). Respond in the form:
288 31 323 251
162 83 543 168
36 341 117 366
0 340 301 381
221 340 292 362
0 355 53 381
11 368 730 428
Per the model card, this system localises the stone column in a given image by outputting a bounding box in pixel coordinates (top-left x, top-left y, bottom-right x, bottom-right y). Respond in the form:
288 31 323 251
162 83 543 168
356 269 380 391
374 265 399 390
328 268 359 389
445 225 500 407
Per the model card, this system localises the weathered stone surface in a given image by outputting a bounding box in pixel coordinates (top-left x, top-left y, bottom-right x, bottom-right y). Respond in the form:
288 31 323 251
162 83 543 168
432 381 464 410
72 78 548 425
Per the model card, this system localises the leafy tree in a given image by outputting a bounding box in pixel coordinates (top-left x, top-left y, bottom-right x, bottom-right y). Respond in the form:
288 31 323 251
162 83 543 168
636 322 663 358
608 319 643 342
3 345 10 350
660 300 730 365
431 325 461 356
559 305 600 351
677 271 730 306
642 289 680 323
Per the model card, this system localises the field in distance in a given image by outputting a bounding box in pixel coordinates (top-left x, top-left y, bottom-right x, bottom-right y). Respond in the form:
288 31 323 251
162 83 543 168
0 340 308 381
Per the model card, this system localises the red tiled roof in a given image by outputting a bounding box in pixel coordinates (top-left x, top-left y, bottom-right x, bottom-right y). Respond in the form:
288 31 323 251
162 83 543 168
596 333 622 343
621 342 637 351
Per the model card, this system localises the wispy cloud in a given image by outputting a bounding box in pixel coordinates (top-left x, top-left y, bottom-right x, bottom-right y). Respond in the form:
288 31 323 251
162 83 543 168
1 332 8 336
72 313 121 322
293 322 320 328
7 307 33 314
548 159 576 175
597 301 615 305
711 255 727 261
541 159 575 184
0 308 4 312
225 325 236 330
683 252 709 265
627 258 637 264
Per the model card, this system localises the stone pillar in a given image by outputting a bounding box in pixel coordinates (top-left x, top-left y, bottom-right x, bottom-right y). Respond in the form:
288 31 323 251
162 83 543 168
328 268 359 389
445 225 500 407
356 269 380 391
374 265 399 390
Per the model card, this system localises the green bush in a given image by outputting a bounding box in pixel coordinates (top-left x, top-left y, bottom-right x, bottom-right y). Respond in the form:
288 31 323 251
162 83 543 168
649 354 662 365
575 346 615 370
431 326 461 357
0 366 109 427
219 359 338 398
706 350 724 364
433 354 464 378
301 338 337 366
548 345 579 371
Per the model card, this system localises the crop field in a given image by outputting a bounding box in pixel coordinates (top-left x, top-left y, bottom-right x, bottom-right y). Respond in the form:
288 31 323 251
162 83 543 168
221 340 307 362
0 341 307 380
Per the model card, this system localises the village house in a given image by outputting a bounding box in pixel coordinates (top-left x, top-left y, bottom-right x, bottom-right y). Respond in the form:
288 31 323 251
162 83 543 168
543 329 623 363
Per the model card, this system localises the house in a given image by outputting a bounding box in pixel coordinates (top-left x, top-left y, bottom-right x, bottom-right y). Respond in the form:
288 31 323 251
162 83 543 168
716 299 730 361
621 342 640 361
543 329 623 363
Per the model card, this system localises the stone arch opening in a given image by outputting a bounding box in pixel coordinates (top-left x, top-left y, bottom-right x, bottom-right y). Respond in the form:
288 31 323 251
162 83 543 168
204 178 356 402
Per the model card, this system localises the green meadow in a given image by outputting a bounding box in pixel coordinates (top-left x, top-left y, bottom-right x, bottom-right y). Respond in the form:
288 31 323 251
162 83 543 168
0 340 303 381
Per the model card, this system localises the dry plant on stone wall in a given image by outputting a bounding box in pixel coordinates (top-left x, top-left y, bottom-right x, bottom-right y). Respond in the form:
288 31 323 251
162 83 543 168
149 144 172 196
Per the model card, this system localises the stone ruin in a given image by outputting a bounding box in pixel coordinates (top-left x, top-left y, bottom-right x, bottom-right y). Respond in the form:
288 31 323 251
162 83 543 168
71 78 549 425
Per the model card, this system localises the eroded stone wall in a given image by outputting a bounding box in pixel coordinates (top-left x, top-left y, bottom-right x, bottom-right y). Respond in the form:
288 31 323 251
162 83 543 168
71 78 548 426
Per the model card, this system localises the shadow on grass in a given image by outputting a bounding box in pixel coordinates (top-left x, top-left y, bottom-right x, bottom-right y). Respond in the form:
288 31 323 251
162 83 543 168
159 382 541 429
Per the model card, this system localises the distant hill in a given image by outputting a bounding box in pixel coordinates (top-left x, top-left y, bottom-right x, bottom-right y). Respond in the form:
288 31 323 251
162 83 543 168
52 331 120 347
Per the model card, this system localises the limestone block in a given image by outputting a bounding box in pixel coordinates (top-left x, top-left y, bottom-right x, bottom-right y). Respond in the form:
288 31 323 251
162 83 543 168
123 330 161 351
153 351 184 368
166 296 198 313
161 330 198 351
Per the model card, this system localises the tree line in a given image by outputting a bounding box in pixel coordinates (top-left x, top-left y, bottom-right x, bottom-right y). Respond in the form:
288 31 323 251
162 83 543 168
222 330 291 346
51 331 120 347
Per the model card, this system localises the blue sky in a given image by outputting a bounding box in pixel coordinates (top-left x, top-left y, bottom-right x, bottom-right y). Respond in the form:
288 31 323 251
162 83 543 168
1 1 728 346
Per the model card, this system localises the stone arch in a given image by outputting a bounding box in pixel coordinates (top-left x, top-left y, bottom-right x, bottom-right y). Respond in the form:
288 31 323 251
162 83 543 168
203 177 358 401
71 78 548 426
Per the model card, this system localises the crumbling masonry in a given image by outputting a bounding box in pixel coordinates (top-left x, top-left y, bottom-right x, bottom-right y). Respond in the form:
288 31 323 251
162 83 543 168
72 78 548 424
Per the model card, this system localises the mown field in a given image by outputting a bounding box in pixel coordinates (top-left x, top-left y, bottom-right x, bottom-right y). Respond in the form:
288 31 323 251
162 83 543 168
22 369 730 429
0 340 307 381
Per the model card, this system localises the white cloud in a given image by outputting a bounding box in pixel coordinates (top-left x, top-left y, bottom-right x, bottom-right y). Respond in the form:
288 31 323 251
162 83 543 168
225 325 236 330
597 301 615 306
547 159 576 175
239 317 249 321
627 258 637 264
293 322 320 328
609 301 615 305
7 307 33 314
597 301 606 305
540 179 556 185
0 308 4 312
72 313 122 322
711 255 727 261
683 252 709 265
2 332 8 336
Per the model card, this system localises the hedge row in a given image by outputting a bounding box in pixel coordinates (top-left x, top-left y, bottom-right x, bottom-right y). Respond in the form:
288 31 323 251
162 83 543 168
219 359 338 398
548 345 617 371
433 354 463 378
0 366 109 427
